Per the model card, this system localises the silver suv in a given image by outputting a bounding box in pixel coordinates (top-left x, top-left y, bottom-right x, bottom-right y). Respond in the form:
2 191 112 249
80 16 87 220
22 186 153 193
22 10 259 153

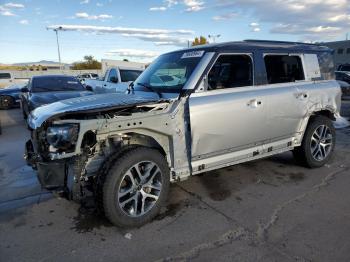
25 40 341 227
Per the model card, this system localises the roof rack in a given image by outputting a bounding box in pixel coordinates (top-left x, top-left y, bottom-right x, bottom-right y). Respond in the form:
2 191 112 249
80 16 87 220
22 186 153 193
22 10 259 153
244 39 316 46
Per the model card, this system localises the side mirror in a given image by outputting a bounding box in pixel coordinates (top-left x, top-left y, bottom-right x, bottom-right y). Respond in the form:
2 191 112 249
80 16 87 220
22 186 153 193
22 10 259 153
110 76 118 83
21 87 29 93
85 85 93 91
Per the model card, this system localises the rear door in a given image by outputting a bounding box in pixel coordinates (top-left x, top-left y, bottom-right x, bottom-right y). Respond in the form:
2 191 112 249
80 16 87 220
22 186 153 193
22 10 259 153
259 53 314 140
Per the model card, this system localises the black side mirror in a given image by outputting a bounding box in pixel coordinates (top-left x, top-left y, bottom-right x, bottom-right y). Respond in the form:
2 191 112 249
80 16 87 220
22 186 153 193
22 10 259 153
86 85 93 91
110 76 118 83
21 87 29 93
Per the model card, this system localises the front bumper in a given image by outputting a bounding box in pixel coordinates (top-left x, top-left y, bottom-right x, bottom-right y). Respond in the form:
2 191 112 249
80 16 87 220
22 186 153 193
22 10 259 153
25 139 66 190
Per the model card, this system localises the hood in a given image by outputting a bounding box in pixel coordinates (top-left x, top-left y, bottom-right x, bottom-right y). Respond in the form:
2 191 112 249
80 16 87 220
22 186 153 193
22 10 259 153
30 91 93 107
28 92 161 129
0 85 22 94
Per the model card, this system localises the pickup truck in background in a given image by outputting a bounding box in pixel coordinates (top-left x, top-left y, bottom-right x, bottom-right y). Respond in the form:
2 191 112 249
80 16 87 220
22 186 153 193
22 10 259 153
84 67 144 93
0 72 29 88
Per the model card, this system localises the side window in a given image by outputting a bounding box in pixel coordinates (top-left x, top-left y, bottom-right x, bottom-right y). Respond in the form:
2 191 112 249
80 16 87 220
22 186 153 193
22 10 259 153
264 55 304 84
207 55 253 90
108 69 118 82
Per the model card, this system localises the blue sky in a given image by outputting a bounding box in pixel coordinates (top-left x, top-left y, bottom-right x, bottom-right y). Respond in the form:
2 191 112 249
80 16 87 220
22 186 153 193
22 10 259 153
0 0 349 64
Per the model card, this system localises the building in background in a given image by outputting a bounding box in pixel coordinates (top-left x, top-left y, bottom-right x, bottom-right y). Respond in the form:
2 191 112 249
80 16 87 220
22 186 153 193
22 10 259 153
321 40 350 69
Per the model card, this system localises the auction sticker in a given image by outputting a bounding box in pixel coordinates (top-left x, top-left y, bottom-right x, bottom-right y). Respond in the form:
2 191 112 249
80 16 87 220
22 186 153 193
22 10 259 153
181 50 205 59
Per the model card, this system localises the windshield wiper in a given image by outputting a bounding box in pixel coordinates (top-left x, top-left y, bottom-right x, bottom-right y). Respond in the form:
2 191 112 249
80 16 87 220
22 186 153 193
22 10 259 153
137 82 162 99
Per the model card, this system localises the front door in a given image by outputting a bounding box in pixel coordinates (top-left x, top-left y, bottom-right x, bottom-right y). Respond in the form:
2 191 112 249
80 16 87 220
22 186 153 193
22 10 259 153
189 54 270 160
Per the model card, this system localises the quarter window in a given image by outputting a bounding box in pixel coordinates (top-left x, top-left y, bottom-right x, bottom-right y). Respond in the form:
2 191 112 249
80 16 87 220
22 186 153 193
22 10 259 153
264 55 304 84
338 48 344 54
207 55 253 90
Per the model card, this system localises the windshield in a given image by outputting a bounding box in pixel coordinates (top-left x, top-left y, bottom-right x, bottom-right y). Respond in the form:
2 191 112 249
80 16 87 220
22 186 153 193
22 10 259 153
133 51 204 93
32 76 86 92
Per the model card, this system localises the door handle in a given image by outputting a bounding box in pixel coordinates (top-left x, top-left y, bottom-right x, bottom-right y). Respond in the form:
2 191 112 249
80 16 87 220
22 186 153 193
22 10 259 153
247 99 262 108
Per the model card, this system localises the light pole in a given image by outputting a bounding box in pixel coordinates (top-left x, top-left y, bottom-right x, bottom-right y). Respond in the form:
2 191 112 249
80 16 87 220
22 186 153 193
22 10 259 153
208 34 221 43
48 26 63 70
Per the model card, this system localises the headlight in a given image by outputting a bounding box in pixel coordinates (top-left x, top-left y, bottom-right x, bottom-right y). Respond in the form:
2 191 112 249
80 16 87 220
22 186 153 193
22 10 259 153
46 124 79 151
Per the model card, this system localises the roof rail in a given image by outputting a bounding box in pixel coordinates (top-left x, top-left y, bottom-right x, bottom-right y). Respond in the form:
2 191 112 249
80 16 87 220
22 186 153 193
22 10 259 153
244 39 316 46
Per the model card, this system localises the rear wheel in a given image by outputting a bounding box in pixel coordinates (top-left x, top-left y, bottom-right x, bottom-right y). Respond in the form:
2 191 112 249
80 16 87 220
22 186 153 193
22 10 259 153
293 115 335 168
0 95 14 110
102 147 170 227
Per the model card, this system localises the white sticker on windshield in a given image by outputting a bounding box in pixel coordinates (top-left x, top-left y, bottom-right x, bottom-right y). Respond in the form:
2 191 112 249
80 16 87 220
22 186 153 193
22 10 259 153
67 81 79 84
181 50 205 59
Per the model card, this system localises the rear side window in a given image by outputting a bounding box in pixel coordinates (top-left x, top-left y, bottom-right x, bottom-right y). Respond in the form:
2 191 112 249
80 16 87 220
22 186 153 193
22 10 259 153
264 55 304 84
0 73 11 79
207 54 253 90
120 70 142 82
318 52 335 80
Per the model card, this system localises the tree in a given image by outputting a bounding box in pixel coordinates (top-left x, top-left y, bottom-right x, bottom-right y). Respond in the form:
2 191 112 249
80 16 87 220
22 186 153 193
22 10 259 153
191 36 208 46
71 55 102 70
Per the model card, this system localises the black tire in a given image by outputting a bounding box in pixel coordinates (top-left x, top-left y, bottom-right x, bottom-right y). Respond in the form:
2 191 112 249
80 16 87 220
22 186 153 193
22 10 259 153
293 115 335 168
0 95 14 110
102 146 170 227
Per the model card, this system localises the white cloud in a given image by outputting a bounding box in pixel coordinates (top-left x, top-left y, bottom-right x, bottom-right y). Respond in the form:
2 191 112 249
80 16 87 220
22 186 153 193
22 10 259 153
149 0 178 11
47 24 194 46
4 2 24 8
80 0 89 4
75 12 113 20
212 12 237 21
96 2 103 7
183 0 205 12
249 22 260 32
1 10 15 16
105 49 159 58
150 6 167 11
250 22 259 27
213 0 350 40
19 19 28 25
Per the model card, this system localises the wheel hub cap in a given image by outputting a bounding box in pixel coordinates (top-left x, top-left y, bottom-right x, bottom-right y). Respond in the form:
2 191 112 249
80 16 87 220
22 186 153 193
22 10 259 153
117 161 162 217
311 125 333 161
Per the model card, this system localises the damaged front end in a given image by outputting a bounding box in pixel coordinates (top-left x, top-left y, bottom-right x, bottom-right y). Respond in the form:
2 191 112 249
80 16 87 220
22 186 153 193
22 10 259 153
25 93 192 201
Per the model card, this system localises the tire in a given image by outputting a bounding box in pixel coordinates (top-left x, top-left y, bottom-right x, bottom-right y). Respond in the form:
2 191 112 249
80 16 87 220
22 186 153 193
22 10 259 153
102 147 170 227
0 95 14 110
293 115 335 168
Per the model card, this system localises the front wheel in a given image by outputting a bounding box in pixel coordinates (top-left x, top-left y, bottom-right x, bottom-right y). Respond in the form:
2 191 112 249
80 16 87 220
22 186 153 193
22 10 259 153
293 115 335 168
0 95 14 110
102 147 170 227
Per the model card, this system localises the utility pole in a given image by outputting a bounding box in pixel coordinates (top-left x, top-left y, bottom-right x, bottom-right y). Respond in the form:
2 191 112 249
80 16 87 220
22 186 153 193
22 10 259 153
208 34 221 43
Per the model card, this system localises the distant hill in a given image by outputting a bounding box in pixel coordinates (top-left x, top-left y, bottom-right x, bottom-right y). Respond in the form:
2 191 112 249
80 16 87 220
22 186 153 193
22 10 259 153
12 60 71 66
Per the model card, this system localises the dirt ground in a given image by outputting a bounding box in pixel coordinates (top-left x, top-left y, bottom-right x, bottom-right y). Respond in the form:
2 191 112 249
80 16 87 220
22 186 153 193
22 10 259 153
0 101 349 262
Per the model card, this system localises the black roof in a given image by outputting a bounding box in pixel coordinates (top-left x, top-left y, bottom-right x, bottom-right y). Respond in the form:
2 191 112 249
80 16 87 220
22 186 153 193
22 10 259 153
171 40 332 54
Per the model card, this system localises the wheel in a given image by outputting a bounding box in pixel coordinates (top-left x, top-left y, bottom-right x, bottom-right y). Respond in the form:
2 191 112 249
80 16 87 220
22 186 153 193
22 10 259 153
293 115 335 168
102 147 170 227
0 95 14 110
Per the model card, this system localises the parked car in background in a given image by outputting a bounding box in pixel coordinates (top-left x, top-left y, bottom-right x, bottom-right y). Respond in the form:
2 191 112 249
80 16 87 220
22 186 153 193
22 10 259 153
21 75 94 119
0 83 27 109
0 72 28 89
25 40 340 227
337 64 350 72
335 71 350 98
84 67 143 93
77 73 99 84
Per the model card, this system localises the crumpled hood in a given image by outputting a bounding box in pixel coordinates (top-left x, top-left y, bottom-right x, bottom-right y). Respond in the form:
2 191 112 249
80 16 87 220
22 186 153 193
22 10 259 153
30 91 93 107
28 92 160 129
